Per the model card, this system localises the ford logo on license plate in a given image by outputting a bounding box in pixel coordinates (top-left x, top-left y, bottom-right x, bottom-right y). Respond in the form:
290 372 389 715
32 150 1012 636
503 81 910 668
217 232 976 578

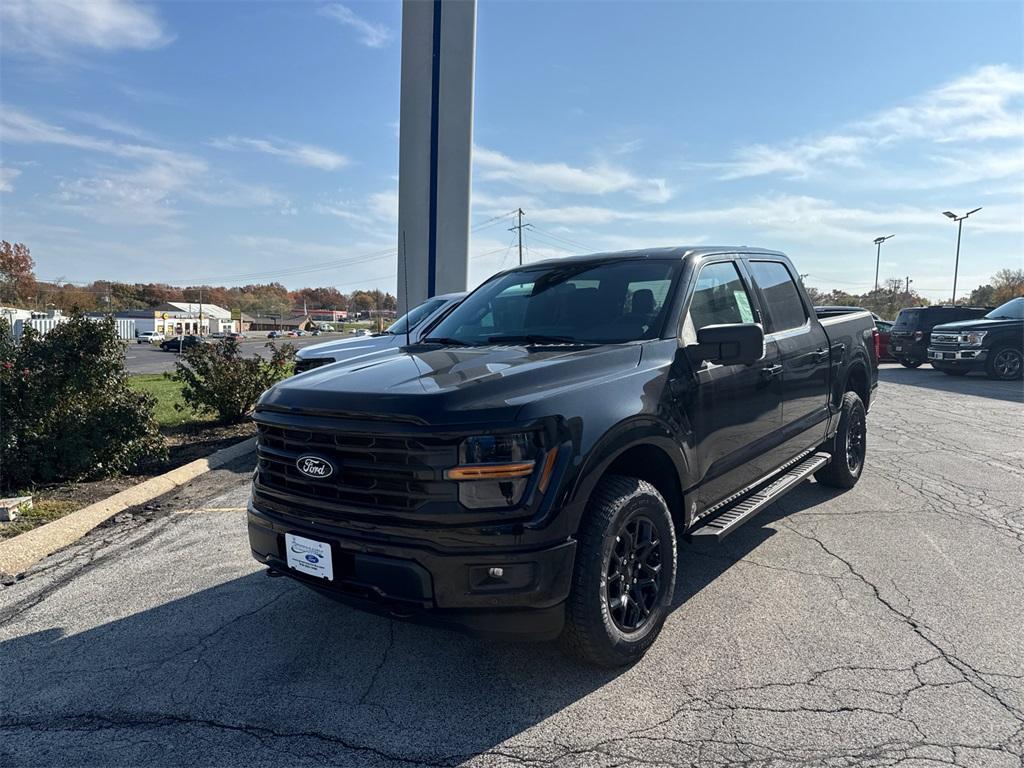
296 454 336 480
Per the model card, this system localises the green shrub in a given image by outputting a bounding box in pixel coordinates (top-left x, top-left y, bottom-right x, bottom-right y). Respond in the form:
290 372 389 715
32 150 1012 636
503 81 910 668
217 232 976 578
171 338 295 424
0 315 165 491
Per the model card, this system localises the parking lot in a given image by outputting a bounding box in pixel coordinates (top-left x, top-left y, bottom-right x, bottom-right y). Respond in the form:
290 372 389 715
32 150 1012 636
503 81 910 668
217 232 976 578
124 335 350 375
1 363 1021 768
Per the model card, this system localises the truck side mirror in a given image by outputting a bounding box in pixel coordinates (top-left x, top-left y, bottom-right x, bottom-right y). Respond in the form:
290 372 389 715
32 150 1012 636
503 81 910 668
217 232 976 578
688 323 765 366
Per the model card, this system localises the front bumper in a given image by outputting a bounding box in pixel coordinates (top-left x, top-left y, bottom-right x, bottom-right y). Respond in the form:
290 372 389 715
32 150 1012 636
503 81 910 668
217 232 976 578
928 347 987 364
247 501 576 640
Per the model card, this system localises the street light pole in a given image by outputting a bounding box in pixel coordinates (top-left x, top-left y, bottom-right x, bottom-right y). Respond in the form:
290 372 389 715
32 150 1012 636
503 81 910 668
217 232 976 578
873 235 894 293
942 207 981 304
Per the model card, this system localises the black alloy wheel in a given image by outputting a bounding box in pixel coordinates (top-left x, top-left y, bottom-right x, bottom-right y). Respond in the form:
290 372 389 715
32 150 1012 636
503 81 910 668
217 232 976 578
605 515 664 633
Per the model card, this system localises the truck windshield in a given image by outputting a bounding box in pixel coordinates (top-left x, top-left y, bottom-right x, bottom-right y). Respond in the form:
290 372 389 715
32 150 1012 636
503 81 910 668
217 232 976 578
425 260 681 346
985 297 1024 320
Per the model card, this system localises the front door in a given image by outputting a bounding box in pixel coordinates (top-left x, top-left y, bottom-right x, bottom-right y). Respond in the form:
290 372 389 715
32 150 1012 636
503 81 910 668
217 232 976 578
678 260 784 510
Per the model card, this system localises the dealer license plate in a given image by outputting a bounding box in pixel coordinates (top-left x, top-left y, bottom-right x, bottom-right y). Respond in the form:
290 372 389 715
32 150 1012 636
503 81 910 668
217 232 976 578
285 533 334 581
895 345 903 352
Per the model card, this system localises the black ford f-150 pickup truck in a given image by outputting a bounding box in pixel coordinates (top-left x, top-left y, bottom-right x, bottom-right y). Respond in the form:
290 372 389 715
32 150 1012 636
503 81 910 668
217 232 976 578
248 247 878 666
927 297 1024 380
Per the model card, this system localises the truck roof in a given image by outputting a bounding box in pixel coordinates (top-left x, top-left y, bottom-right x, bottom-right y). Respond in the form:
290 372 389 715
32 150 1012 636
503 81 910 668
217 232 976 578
514 246 787 270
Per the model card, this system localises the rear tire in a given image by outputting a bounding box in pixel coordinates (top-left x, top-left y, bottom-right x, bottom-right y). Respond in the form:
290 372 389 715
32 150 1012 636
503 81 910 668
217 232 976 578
562 475 677 668
985 346 1023 381
815 392 867 489
899 359 922 368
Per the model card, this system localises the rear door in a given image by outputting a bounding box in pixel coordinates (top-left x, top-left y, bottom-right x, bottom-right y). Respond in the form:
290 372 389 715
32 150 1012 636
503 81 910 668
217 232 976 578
746 259 831 455
680 259 784 509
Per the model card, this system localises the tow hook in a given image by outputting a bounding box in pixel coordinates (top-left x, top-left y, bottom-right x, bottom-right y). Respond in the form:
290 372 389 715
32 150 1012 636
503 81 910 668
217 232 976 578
266 567 284 578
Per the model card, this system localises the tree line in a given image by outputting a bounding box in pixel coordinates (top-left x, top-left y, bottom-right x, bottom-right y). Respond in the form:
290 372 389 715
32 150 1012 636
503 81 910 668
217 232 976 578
0 242 396 317
3 241 1020 322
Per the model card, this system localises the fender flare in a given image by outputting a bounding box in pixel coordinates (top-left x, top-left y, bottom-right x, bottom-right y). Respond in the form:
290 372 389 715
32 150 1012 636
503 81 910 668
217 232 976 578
556 416 691 527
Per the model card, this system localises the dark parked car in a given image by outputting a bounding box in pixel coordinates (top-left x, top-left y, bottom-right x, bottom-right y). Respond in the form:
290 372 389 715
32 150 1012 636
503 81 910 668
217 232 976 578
928 297 1024 380
267 330 283 339
159 335 204 352
248 247 878 666
888 305 991 367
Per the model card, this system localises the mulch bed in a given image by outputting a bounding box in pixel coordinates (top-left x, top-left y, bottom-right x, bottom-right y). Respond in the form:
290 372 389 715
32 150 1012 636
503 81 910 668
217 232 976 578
1 421 256 539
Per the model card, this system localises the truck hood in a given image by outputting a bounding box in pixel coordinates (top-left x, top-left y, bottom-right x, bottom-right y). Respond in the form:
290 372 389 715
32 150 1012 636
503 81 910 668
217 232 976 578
931 317 1020 333
259 343 643 425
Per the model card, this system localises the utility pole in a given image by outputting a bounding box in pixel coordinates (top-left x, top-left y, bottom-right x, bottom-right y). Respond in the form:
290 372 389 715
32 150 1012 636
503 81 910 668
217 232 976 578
942 207 981 304
873 235 894 293
905 276 912 294
198 287 204 336
509 208 531 266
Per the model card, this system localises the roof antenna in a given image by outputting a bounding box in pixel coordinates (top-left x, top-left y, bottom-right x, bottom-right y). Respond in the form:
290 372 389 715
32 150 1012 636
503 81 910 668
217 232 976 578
402 229 411 347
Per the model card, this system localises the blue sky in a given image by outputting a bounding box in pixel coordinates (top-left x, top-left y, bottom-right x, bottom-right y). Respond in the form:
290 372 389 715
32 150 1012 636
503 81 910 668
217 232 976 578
1 0 1021 300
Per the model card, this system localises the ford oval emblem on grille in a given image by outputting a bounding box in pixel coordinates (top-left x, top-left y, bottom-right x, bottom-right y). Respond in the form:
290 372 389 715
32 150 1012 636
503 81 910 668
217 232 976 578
296 455 335 480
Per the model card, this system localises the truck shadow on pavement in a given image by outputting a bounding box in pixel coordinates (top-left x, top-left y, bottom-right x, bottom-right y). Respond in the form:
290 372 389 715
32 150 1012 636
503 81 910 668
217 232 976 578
878 364 1024 403
0 484 837 767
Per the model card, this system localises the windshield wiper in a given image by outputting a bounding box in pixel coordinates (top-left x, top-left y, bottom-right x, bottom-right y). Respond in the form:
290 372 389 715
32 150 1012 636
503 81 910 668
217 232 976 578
487 334 586 346
421 336 474 347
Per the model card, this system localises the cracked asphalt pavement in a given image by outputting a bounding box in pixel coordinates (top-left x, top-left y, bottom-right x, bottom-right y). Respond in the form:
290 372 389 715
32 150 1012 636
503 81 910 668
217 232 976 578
2 364 1022 767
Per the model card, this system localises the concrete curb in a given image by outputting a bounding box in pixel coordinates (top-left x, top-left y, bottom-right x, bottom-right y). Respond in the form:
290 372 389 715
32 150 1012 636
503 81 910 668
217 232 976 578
0 437 256 582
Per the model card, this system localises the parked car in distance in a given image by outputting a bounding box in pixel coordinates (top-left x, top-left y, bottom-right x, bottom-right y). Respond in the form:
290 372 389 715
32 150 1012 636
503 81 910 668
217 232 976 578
293 292 465 374
249 248 877 667
888 305 992 367
137 331 165 344
227 332 245 342
928 297 1024 380
267 330 283 339
159 335 204 352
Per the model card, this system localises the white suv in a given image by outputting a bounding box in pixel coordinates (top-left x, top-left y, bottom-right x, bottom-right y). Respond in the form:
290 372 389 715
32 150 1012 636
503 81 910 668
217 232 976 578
137 332 165 344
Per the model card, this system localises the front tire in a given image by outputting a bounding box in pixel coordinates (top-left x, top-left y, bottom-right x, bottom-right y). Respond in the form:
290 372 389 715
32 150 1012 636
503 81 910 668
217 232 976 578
985 346 1023 381
562 475 677 668
815 391 867 489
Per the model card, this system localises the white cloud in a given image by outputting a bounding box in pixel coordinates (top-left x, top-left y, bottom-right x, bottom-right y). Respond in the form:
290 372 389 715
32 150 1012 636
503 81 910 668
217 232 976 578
0 0 170 57
1 107 289 226
65 110 152 141
0 167 22 192
210 136 349 171
368 189 398 222
321 4 393 48
718 64 1024 184
474 146 673 203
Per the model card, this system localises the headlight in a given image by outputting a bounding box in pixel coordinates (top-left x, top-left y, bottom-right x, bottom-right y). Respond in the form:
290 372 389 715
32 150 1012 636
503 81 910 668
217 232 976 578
960 331 987 346
446 433 546 509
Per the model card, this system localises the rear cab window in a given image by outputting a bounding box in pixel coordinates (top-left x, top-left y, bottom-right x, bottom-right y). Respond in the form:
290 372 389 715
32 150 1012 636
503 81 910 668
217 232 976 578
747 260 808 333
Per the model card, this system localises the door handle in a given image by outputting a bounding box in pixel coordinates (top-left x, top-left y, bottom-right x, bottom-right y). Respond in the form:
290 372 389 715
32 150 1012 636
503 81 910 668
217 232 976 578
761 364 783 379
813 347 830 364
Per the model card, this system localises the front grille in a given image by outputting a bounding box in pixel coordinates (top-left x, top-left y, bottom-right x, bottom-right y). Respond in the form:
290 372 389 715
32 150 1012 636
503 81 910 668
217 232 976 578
931 333 959 345
294 357 333 374
255 423 459 515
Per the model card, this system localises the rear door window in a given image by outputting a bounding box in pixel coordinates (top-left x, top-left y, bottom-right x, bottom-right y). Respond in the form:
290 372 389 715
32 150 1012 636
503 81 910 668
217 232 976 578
748 261 807 333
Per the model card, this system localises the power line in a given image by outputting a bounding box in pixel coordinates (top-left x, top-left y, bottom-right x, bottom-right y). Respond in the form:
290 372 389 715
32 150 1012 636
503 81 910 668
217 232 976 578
527 225 599 253
471 209 517 233
508 208 530 266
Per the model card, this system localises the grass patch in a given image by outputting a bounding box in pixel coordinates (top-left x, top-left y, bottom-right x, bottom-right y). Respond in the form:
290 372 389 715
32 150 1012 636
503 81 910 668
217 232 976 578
129 374 215 429
0 500 80 540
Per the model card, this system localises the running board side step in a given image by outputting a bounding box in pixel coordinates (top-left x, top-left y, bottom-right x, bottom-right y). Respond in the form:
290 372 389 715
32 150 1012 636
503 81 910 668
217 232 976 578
689 452 831 539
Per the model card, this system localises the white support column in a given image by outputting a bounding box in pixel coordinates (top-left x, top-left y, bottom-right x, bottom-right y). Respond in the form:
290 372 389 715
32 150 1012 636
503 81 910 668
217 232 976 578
397 0 477 314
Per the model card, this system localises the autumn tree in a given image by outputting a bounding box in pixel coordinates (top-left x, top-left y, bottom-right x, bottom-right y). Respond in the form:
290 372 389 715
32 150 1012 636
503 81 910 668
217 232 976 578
0 241 36 305
991 269 1024 304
